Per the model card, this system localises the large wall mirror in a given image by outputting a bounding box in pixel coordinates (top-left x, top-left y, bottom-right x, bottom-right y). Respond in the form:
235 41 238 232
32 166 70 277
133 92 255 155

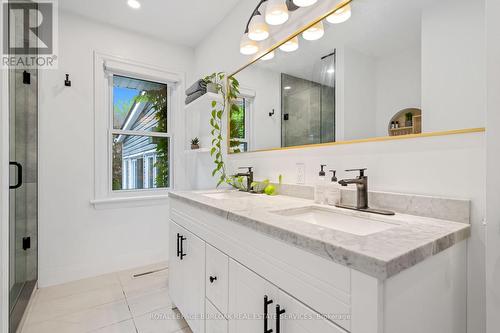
228 0 485 154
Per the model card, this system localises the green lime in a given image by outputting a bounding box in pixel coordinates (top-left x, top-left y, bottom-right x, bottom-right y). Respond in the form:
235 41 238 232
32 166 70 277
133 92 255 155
264 185 276 196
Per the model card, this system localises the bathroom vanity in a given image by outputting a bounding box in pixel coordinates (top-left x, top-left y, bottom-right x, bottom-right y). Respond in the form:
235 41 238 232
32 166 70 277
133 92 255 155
168 190 470 333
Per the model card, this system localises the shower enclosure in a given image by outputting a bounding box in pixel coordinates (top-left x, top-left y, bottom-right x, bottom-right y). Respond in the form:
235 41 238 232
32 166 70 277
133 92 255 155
281 52 336 147
7 4 39 331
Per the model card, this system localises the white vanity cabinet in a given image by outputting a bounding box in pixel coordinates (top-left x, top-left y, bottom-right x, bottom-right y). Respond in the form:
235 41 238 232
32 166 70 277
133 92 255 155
169 221 206 333
169 198 467 333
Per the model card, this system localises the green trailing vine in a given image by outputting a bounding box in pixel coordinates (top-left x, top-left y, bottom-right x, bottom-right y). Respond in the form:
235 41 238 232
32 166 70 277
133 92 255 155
204 72 240 187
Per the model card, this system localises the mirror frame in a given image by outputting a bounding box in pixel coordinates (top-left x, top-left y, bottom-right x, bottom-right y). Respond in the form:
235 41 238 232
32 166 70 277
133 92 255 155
227 0 486 155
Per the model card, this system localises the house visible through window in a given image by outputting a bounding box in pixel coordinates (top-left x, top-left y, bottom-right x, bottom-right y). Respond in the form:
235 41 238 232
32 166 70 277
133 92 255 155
112 75 170 191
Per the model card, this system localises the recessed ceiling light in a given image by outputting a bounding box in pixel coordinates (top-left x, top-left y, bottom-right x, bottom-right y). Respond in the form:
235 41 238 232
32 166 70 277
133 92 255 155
127 0 141 9
284 86 292 90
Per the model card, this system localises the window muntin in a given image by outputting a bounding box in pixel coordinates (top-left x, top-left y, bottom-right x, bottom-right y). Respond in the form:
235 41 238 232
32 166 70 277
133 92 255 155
111 75 170 191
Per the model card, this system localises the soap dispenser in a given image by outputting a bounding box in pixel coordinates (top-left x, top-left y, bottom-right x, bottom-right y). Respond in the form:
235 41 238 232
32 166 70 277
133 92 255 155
326 170 341 206
314 165 327 204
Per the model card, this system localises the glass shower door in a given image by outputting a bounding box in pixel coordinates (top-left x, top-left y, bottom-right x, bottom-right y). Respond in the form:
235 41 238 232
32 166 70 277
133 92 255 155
8 67 38 332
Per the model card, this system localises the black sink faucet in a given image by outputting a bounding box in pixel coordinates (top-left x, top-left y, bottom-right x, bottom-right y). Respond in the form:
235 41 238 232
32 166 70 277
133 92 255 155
337 168 395 216
234 167 254 192
338 168 369 209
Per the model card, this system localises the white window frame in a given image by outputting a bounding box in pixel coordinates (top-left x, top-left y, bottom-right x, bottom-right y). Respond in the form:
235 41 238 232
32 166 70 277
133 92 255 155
230 87 255 153
92 52 182 208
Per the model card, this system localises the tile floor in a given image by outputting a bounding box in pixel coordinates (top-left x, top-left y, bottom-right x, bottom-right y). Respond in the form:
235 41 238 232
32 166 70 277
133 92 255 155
20 262 192 333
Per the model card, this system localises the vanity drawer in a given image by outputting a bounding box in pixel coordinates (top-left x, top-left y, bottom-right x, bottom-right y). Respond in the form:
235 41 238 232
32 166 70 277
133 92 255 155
206 299 228 333
206 244 229 315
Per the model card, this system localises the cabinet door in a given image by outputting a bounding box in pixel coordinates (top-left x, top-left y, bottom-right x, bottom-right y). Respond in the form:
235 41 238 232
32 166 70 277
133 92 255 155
228 260 279 333
206 299 228 333
169 221 206 333
275 291 348 333
168 221 184 311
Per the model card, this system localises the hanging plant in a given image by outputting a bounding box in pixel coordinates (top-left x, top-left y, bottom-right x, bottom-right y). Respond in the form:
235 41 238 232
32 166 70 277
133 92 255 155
203 72 240 187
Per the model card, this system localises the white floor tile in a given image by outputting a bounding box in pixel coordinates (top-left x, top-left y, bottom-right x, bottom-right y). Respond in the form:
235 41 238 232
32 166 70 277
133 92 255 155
127 288 172 317
91 319 137 333
36 273 121 303
134 307 188 333
28 284 125 324
57 300 132 332
22 319 86 333
120 271 168 299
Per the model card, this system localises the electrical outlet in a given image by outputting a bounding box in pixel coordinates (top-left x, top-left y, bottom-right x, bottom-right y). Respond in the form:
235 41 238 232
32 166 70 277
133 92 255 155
296 163 305 184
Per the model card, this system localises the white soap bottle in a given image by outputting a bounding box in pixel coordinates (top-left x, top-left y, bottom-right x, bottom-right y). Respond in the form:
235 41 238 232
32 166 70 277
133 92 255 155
314 165 327 204
326 170 341 206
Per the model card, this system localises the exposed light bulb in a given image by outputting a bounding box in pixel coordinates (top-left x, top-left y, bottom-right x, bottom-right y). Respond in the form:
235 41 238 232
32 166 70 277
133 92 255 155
326 4 352 24
293 0 318 7
261 51 275 61
279 36 299 52
302 21 324 41
127 0 141 9
248 14 270 41
265 0 289 26
240 34 259 55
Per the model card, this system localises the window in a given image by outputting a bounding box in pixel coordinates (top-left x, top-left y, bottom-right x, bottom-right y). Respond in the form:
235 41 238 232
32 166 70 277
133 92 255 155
93 52 180 207
230 97 250 153
111 76 170 191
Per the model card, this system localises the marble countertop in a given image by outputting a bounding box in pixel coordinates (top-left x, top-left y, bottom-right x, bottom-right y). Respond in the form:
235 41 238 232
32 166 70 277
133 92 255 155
169 190 470 280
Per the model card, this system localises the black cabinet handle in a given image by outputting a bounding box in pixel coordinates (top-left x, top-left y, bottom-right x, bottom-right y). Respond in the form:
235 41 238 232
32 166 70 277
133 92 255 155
275 304 285 333
209 276 217 283
9 162 22 189
264 295 273 333
179 235 187 260
176 233 181 258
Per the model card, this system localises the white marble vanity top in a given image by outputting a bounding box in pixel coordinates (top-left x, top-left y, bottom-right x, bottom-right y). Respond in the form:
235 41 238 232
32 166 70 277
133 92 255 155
169 189 470 280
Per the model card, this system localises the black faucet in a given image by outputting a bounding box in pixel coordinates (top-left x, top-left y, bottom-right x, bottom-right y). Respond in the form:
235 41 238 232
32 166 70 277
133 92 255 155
337 168 395 216
234 167 254 192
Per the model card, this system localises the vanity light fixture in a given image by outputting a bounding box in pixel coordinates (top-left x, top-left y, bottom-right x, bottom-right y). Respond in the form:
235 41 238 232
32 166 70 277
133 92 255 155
279 36 299 52
293 0 318 7
326 4 352 24
240 34 259 55
302 21 324 41
127 0 141 9
248 14 270 41
265 0 290 25
261 51 275 60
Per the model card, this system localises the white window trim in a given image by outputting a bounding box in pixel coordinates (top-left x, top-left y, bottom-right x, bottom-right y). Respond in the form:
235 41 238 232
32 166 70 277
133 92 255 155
92 52 183 208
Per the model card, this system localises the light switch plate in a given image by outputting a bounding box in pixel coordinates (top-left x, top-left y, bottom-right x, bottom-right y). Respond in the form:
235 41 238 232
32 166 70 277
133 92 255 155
296 163 305 184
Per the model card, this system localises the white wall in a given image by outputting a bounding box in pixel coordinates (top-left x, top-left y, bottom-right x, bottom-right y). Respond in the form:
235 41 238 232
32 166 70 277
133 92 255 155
37 12 194 287
194 1 487 332
422 0 486 132
338 47 377 140
375 48 421 137
486 0 500 331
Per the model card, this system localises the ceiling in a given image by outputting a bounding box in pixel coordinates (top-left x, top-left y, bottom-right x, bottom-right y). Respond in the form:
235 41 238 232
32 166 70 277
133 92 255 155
60 0 241 47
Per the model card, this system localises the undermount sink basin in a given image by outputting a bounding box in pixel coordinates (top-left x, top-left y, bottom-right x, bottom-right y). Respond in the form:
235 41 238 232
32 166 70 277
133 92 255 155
202 191 253 200
272 206 398 236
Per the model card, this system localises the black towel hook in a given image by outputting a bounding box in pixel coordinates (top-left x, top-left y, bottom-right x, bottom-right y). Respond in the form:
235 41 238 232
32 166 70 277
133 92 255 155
64 74 71 87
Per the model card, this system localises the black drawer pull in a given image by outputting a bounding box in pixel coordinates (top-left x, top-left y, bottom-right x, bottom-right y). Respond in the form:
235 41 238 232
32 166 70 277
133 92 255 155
9 162 22 189
179 235 187 260
276 304 285 333
264 295 273 333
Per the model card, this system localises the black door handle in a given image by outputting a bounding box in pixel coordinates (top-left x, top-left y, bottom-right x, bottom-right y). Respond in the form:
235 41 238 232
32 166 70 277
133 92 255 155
275 304 285 333
264 295 273 333
9 162 22 189
179 235 187 260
